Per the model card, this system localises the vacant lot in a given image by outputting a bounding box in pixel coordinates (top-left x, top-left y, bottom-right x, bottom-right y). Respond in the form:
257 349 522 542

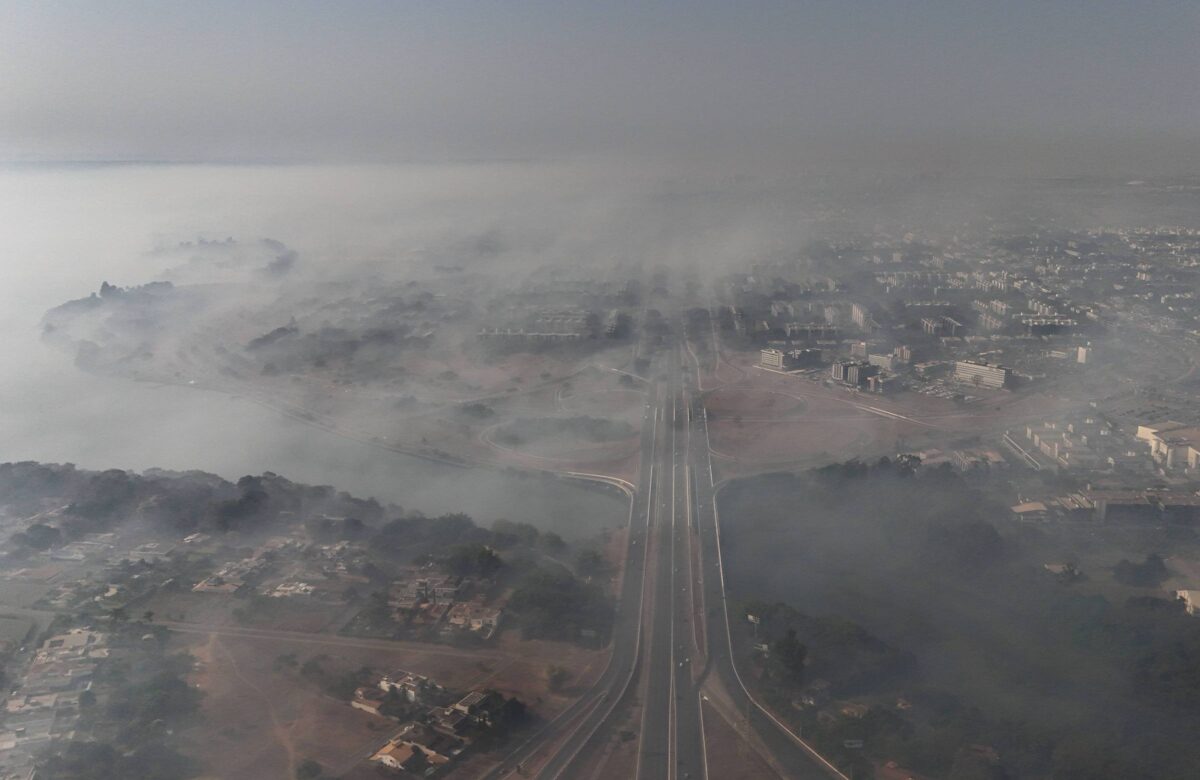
701 700 784 780
141 590 352 633
701 356 1072 479
173 627 607 778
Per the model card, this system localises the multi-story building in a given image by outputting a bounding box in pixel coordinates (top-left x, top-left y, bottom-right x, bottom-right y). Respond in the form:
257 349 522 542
850 303 875 331
846 362 879 386
954 360 1012 389
1136 422 1200 470
868 353 895 371
762 348 822 370
831 360 879 386
867 373 896 394
785 323 840 341
979 312 1006 331
1020 316 1076 336
760 348 786 369
922 316 963 336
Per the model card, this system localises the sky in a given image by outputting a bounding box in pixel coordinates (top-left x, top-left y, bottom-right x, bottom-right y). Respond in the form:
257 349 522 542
2 0 1199 172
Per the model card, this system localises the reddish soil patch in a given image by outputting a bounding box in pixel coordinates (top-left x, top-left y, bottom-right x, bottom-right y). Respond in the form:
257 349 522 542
174 628 608 779
566 699 641 780
703 356 1073 481
701 699 784 780
705 386 807 418
558 387 646 420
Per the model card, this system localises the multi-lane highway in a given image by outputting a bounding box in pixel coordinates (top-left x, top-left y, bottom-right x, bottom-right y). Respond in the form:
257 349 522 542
498 327 845 780
684 343 848 780
637 347 704 780
483 389 658 780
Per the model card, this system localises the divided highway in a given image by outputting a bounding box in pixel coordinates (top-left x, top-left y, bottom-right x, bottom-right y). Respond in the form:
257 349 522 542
637 348 704 780
484 389 658 780
497 329 845 780
684 348 847 780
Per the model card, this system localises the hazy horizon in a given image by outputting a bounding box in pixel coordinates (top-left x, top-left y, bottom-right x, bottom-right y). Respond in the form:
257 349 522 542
3 1 1199 176
5 6 1200 780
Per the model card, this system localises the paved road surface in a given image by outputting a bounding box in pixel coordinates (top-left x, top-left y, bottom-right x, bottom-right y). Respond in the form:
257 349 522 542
685 341 846 780
637 347 704 780
483 387 658 780
497 326 845 780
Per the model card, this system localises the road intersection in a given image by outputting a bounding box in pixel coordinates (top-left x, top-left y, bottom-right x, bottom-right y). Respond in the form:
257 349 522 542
496 328 847 780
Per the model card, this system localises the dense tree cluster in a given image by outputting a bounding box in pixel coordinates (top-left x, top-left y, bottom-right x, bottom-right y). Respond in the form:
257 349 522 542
37 644 201 780
444 543 503 578
0 462 386 550
746 601 914 693
508 567 612 643
37 741 198 780
722 458 1200 779
371 512 566 564
1113 552 1169 587
298 654 374 700
771 628 808 683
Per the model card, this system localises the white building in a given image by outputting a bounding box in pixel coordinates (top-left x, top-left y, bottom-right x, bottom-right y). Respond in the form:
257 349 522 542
760 348 786 369
1136 422 1200 470
954 360 1011 389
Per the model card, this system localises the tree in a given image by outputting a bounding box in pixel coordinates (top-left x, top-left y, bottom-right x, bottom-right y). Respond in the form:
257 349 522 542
13 522 63 551
445 544 502 578
1114 553 1169 587
105 669 202 731
510 568 613 642
300 655 329 679
541 532 566 552
273 653 299 672
546 664 571 693
492 519 540 549
773 628 808 684
575 549 608 577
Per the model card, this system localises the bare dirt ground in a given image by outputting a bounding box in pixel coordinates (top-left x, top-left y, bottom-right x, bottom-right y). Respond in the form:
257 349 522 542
565 700 641 780
700 699 784 780
177 631 385 780
1167 556 1200 592
173 626 608 779
113 323 646 483
461 374 646 477
297 365 649 482
601 525 630 596
141 590 352 633
396 350 581 401
699 351 1073 480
